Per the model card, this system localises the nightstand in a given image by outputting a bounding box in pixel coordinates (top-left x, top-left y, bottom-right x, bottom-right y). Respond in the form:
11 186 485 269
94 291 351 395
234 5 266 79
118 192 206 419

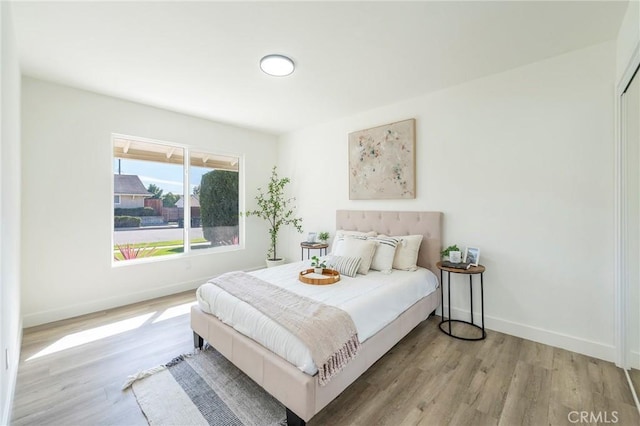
300 242 328 260
437 261 486 341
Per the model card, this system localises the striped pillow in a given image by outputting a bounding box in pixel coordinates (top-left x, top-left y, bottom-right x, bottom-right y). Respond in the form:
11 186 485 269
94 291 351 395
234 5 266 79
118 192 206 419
326 255 362 278
369 236 400 274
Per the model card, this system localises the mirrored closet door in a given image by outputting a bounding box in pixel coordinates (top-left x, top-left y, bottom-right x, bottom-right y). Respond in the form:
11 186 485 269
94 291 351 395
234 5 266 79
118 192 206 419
622 63 640 401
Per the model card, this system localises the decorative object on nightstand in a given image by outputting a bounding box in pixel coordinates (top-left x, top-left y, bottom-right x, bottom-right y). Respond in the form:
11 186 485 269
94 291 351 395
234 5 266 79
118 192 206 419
440 244 462 262
437 260 486 341
243 166 303 268
318 231 330 244
449 250 462 263
441 260 472 270
464 247 480 266
310 255 327 274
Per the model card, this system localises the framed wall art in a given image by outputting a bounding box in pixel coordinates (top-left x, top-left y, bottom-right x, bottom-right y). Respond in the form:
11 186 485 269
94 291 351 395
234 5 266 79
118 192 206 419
348 118 416 200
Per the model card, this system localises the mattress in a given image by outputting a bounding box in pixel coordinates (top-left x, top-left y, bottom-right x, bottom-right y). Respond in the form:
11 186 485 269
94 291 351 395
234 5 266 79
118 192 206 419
196 261 439 375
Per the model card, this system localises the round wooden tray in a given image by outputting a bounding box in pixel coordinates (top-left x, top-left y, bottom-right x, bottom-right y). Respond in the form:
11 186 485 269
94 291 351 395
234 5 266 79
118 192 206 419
299 268 341 285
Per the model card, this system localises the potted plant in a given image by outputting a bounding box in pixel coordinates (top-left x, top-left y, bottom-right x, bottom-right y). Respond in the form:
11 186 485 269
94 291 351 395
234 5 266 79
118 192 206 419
318 231 330 244
244 166 303 267
310 255 327 274
441 244 462 263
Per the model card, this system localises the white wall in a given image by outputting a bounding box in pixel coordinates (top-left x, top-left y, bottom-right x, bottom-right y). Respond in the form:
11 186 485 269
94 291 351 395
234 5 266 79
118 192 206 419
0 2 22 424
278 42 616 361
21 77 278 327
616 0 639 83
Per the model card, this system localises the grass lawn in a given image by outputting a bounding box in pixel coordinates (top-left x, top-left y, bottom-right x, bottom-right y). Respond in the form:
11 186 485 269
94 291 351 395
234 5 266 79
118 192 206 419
113 238 207 249
113 238 212 260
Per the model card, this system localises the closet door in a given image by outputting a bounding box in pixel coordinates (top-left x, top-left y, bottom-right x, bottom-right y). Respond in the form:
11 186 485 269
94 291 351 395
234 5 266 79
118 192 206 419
623 67 640 397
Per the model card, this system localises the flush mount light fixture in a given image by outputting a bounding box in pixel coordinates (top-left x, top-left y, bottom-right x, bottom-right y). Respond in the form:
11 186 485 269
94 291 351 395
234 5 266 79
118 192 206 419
260 54 295 77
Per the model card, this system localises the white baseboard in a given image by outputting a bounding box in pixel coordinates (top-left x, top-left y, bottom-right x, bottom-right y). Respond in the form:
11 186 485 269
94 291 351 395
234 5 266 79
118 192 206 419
1 319 22 426
439 305 616 362
22 277 210 328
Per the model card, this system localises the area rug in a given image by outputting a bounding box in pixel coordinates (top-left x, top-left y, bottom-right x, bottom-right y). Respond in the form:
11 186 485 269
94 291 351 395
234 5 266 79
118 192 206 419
122 346 286 426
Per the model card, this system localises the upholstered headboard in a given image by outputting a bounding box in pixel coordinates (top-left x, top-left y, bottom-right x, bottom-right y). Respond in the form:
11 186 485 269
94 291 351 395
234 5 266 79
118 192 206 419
335 210 443 276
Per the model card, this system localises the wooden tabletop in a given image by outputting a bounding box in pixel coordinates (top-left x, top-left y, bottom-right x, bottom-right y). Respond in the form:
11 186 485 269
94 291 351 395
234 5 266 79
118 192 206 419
436 261 485 274
300 242 329 249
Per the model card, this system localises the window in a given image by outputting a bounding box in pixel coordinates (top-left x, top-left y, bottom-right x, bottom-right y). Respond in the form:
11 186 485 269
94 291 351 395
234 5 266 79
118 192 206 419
190 151 239 251
112 135 241 263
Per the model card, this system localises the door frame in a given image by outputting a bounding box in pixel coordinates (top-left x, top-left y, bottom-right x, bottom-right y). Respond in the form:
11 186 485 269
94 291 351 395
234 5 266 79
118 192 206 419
616 42 640 369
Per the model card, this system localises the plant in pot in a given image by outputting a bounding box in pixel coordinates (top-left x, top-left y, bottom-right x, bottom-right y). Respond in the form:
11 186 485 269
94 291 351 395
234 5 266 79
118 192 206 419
310 255 327 274
441 244 462 263
318 231 330 244
244 166 303 267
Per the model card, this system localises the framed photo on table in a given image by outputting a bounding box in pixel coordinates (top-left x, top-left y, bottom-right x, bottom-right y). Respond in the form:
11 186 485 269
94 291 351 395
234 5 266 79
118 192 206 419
306 232 317 243
464 247 480 266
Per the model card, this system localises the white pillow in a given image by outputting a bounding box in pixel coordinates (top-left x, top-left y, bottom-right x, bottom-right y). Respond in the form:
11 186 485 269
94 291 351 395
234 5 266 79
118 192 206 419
326 255 361 278
392 235 423 271
369 235 400 274
340 237 377 275
331 230 377 254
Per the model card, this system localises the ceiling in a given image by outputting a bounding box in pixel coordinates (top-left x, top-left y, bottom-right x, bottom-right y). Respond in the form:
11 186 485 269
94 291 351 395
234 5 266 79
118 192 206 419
11 1 628 135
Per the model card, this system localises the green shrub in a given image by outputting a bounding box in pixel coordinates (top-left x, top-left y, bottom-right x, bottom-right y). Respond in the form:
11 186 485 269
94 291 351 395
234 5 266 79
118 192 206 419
114 216 141 228
200 170 239 242
114 207 156 217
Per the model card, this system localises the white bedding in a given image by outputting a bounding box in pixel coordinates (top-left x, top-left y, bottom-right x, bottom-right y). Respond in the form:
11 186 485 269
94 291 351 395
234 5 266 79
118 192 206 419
196 261 439 375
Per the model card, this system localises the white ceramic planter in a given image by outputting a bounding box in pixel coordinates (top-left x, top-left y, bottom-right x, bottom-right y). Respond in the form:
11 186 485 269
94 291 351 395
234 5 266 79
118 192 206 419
266 258 286 268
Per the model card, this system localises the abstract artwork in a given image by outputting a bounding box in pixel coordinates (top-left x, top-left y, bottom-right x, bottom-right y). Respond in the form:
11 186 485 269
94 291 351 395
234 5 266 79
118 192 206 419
348 118 416 200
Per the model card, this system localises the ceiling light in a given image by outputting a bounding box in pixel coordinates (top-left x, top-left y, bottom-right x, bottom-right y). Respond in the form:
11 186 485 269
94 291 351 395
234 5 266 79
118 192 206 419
260 54 295 77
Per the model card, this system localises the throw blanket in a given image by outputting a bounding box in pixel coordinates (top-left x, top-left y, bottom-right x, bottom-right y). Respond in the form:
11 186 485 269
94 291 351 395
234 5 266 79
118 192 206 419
210 271 361 385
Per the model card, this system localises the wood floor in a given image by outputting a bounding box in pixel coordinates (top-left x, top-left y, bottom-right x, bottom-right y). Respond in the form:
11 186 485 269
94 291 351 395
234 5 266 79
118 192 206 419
630 368 640 404
12 291 640 426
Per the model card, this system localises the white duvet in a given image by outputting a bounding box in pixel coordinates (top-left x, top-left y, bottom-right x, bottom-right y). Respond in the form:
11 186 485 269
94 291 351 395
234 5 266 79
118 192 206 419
196 261 439 375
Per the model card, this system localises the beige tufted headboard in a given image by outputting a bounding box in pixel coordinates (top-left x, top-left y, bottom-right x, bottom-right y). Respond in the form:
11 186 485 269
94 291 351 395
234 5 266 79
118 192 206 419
335 210 443 276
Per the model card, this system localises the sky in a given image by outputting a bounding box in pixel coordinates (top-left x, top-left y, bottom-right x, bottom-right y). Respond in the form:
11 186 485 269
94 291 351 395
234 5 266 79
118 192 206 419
113 158 210 196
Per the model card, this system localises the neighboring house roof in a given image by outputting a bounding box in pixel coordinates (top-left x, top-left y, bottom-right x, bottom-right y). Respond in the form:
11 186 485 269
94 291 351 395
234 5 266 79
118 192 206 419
175 195 200 208
114 174 152 196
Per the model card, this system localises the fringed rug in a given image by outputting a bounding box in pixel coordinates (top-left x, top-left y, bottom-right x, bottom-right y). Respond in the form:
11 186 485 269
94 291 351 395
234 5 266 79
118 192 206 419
123 346 286 426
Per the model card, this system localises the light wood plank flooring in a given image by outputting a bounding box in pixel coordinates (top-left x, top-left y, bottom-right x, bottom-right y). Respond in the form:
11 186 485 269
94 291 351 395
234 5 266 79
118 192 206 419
12 292 640 425
629 368 640 404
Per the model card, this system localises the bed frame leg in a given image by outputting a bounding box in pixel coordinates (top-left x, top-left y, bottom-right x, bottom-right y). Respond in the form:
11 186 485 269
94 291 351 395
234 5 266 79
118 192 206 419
286 408 306 426
193 331 203 349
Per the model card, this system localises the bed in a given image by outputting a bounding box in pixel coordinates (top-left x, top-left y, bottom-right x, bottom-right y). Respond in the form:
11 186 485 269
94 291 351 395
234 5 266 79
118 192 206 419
190 210 443 425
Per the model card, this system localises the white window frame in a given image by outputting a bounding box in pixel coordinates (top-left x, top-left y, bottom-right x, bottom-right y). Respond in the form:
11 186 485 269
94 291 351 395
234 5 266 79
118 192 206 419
111 133 245 266
114 195 121 205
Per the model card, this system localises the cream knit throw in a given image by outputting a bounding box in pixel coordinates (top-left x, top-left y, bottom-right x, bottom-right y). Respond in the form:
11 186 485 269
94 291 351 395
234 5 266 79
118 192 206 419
210 271 361 385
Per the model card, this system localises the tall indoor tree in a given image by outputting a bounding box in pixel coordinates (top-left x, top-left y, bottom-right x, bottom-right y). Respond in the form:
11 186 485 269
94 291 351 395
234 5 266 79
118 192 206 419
244 166 303 264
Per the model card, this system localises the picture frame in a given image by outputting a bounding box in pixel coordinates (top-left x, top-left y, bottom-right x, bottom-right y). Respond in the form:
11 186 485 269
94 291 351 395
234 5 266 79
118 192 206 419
307 232 317 243
464 247 480 266
348 118 416 200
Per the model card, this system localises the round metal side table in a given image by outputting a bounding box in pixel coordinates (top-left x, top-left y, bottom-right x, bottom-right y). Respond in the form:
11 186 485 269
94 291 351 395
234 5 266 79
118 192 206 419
437 261 486 341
